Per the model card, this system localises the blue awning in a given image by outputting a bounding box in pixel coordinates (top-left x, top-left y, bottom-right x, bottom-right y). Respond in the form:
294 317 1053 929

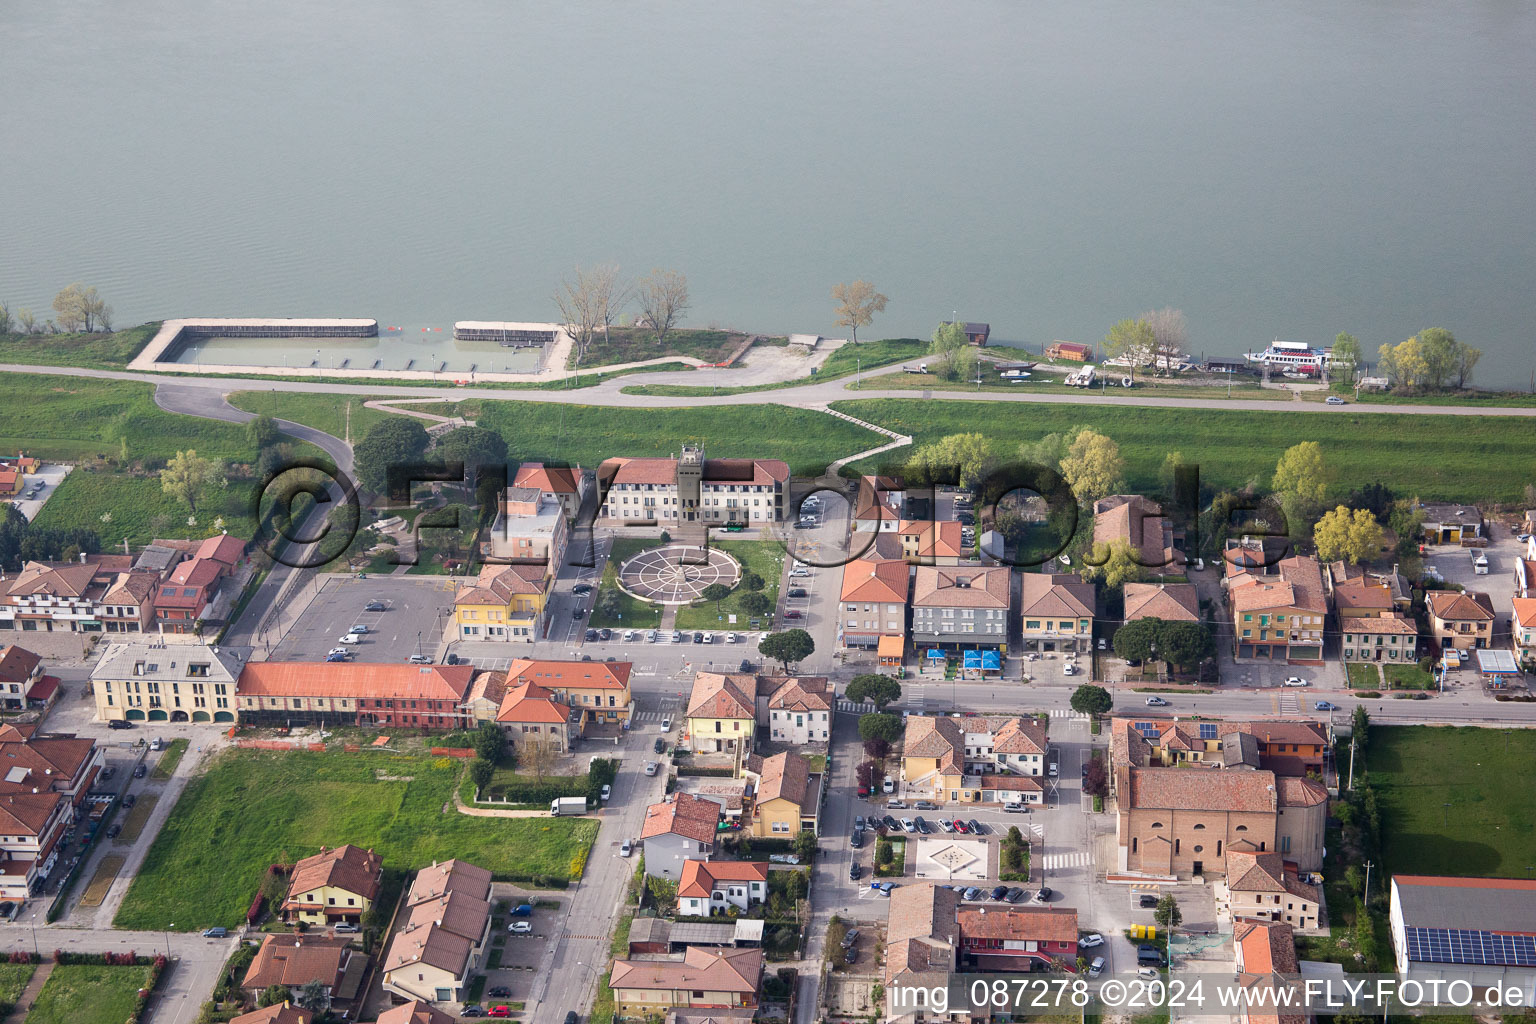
981 651 1001 669
963 652 982 667
926 649 945 660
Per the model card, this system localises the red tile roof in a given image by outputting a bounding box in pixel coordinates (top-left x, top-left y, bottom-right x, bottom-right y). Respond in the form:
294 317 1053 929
495 680 570 725
285 844 382 904
505 658 630 691
747 751 812 808
1426 589 1495 622
678 859 768 899
0 646 40 684
513 462 582 495
609 945 762 996
231 1003 315 1024
911 566 1009 608
762 676 830 713
195 534 247 566
454 562 548 605
243 934 352 991
898 520 965 559
687 673 757 720
237 663 476 703
1122 582 1200 623
1127 767 1279 813
839 558 910 604
958 905 1077 942
1019 573 1094 619
640 792 720 844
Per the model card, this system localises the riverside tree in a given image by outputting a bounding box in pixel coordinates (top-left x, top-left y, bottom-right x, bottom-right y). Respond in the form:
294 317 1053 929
555 263 627 364
1313 505 1384 564
160 450 222 513
1060 429 1125 504
831 280 888 344
51 282 112 332
635 269 689 345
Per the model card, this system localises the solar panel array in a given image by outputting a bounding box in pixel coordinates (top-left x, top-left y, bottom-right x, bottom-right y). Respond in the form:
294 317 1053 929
1404 927 1536 967
1199 723 1219 740
1134 721 1160 737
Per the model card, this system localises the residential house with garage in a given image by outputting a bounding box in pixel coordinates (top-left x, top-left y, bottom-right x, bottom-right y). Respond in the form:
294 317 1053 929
1093 495 1183 572
743 751 820 837
235 663 475 730
686 672 757 755
484 488 569 568
608 945 763 1019
511 462 589 521
90 642 241 724
374 1002 454 1024
1223 850 1320 930
453 561 550 642
1426 589 1495 651
243 933 368 1012
758 675 831 745
381 859 493 1005
1122 582 1201 624
0 645 43 712
598 446 788 524
883 884 964 1023
838 558 910 650
282 844 382 927
0 557 158 634
957 906 1079 971
897 521 967 565
911 566 1010 652
1418 502 1483 545
901 714 1049 806
1019 573 1095 653
677 859 769 917
640 793 722 881
1389 875 1536 998
493 679 575 752
1226 555 1327 664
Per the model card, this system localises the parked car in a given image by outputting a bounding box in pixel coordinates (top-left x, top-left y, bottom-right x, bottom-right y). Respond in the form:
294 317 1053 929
661 717 671 731
887 800 907 809
584 629 598 641
509 903 533 916
564 1012 579 1024
854 816 865 831
912 800 939 810
408 654 433 664
508 921 533 934
123 793 137 808
670 631 683 642
725 632 738 643
106 823 121 838
620 839 633 857
461 1009 485 1019
1047 762 1059 777
326 652 349 662
952 819 969 834
1097 637 1107 650
1283 676 1309 687
489 1008 512 1019
990 886 1008 901
784 610 802 619
488 987 512 999
881 815 900 832
1035 887 1052 902
202 926 227 938
962 886 982 900
334 922 359 933
1137 944 1164 966
843 946 858 965
337 634 360 645
132 764 146 779
599 628 612 640
600 784 612 802
644 761 659 776
788 588 807 598
1145 696 1169 706
108 719 133 730
914 817 930 834
849 862 863 880
572 607 585 619
100 766 116 781
900 817 916 833
692 632 704 643
1005 887 1026 903
842 928 861 949
937 819 955 833
1139 894 1159 908
1079 933 1105 949
856 783 870 797
573 583 593 595
850 830 864 849
348 624 369 634
1089 956 1107 977
1326 396 1347 405
1314 701 1337 711
653 737 667 754
1002 801 1029 813
968 819 984 835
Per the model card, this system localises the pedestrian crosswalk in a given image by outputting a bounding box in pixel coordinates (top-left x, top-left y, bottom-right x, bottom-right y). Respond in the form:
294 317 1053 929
633 710 669 723
1038 851 1092 870
1279 692 1301 714
1048 709 1089 720
838 700 878 714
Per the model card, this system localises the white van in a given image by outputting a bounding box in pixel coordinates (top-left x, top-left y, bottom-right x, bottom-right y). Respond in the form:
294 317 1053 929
1471 550 1489 575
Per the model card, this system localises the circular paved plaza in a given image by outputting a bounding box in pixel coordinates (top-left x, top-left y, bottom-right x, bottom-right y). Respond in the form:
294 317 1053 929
617 544 742 605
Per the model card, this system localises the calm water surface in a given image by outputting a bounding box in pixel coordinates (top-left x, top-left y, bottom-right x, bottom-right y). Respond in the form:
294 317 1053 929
4 2 1535 380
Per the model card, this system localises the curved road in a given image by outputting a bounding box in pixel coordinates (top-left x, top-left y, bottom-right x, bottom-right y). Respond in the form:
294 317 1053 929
9 361 1536 419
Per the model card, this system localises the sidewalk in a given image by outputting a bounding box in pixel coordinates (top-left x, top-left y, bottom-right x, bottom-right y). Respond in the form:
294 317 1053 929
0 962 52 1024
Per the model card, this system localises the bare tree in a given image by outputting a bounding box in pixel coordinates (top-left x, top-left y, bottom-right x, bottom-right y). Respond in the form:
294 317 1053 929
0 303 12 335
635 269 689 345
553 266 607 365
1140 308 1187 375
519 735 559 782
831 280 888 344
593 262 629 346
15 309 37 335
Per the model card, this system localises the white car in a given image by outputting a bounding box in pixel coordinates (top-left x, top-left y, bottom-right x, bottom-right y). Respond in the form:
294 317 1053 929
701 633 713 644
1145 696 1169 707
1326 396 1347 405
645 630 658 643
661 717 672 731
337 634 360 645
670 631 683 643
620 839 633 857
643 761 659 776
1283 677 1309 687
622 630 637 642
900 817 916 833
508 921 532 934
725 633 738 644
1047 762 1059 777
1078 933 1104 949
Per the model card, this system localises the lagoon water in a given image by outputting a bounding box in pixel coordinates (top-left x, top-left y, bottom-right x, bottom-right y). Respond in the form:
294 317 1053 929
4 2 1536 381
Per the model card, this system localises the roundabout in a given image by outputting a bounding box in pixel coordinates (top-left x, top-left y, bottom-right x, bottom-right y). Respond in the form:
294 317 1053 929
617 544 742 605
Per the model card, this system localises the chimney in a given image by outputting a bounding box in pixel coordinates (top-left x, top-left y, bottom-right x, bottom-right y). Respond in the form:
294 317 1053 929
79 552 87 564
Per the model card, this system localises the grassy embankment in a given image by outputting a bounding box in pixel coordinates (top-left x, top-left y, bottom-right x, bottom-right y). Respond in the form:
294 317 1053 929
115 749 599 931
831 398 1536 502
0 323 158 369
568 328 784 370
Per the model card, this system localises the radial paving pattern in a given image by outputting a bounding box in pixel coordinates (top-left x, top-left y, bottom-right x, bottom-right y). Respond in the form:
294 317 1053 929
617 544 742 605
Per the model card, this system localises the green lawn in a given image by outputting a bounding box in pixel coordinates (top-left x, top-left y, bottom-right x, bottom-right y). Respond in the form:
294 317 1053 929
0 962 35 1018
26 963 154 1024
115 749 599 931
150 739 190 780
475 401 881 480
621 337 928 397
0 323 157 370
228 392 395 442
861 368 1279 401
1345 663 1381 689
570 328 779 369
1367 726 1536 877
831 398 1536 502
1382 662 1435 689
32 471 261 548
673 539 785 630
590 538 664 629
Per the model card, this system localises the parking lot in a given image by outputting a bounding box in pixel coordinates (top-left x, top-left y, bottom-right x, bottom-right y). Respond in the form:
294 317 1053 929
268 575 457 664
464 890 557 1014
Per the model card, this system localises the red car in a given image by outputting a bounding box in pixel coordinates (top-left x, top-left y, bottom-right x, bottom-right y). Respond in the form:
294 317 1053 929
784 610 802 619
857 784 870 797
952 820 969 834
488 1008 512 1019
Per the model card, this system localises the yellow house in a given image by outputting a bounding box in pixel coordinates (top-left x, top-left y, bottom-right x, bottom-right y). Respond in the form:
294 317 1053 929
743 751 819 837
505 658 633 726
453 562 550 642
282 844 382 926
685 672 757 754
901 714 1049 805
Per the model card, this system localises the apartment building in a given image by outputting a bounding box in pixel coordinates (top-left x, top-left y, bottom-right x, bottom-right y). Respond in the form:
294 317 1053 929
598 446 788 524
0 557 158 634
453 562 550 642
0 723 102 902
484 488 569 567
382 860 494 1004
911 566 1010 652
90 642 241 723
235 663 476 730
1093 494 1183 571
1019 573 1095 653
901 714 1049 805
1227 555 1327 664
839 558 910 649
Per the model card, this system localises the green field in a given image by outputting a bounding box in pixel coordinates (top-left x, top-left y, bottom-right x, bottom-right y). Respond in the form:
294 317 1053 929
475 401 881 478
590 538 664 629
621 337 929 397
673 539 785 630
0 323 156 370
32 471 261 548
114 749 599 931
570 328 779 369
831 398 1536 501
228 391 396 441
861 368 1279 401
0 962 35 1018
1382 662 1434 689
25 964 154 1024
1368 726 1536 877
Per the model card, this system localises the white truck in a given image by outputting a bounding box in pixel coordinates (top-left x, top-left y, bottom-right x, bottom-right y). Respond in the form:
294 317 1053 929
549 796 588 816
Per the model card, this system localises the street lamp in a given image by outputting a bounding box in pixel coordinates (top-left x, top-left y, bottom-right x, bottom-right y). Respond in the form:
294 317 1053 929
166 923 174 957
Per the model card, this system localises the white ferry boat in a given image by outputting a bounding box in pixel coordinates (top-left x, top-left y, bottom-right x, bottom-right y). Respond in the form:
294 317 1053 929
1243 340 1337 369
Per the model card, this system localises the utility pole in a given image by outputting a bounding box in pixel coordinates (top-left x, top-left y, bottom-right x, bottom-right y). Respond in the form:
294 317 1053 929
1347 733 1356 791
1364 861 1373 905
